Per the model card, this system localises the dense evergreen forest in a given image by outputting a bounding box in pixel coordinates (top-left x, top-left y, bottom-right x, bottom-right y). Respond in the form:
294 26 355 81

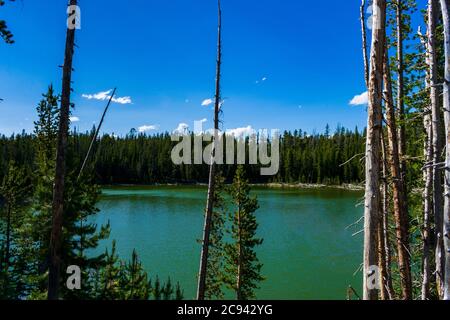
0 125 367 186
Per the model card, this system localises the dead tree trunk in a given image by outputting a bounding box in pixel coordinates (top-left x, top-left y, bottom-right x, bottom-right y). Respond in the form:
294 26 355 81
361 0 370 87
429 0 445 297
380 130 395 299
78 88 116 178
422 105 434 300
48 0 77 300
383 45 413 300
419 10 435 299
440 0 450 300
396 0 407 181
363 0 386 300
197 0 222 301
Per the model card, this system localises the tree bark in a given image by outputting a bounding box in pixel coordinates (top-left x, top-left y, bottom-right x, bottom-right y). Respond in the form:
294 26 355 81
422 106 434 300
383 45 413 300
361 0 370 87
429 0 445 297
439 0 450 300
48 0 77 300
197 0 222 301
420 9 434 299
396 0 407 181
363 0 386 300
380 130 395 299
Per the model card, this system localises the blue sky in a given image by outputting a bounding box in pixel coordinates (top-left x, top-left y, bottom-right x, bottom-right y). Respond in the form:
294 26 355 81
0 0 424 136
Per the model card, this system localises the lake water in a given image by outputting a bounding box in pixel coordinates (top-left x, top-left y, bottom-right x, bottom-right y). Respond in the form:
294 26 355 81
94 186 364 300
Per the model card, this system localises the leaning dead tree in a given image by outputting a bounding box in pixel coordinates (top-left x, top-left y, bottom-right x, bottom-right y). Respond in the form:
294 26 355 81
48 0 78 300
78 88 117 178
439 0 450 301
197 0 222 301
363 0 386 300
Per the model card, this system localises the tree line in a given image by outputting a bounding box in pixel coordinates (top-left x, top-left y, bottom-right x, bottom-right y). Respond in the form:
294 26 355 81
0 125 367 186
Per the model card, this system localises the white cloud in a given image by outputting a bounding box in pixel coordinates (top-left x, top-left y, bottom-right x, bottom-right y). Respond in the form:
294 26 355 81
82 90 111 101
112 96 132 104
201 98 214 107
256 76 268 84
82 89 132 105
173 123 190 135
349 91 368 106
226 126 256 138
198 118 207 123
138 125 159 133
70 116 80 122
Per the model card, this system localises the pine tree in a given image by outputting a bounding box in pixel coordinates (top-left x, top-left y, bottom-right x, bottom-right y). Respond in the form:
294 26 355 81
0 162 31 299
119 249 150 300
96 240 122 300
224 166 263 300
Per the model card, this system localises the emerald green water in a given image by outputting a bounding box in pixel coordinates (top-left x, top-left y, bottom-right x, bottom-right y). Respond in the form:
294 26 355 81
94 186 364 300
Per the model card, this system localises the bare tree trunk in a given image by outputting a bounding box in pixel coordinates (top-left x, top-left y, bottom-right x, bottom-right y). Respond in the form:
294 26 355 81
197 0 222 301
380 130 395 299
422 106 434 300
363 0 386 300
396 0 407 181
361 0 370 87
378 203 389 300
383 46 413 300
439 0 450 301
429 0 445 297
48 0 77 300
78 88 116 178
420 13 434 299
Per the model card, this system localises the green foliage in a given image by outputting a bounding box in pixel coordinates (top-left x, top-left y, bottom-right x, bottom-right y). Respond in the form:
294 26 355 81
0 162 32 299
205 173 227 300
0 0 15 44
223 166 263 300
0 126 366 186
119 249 150 300
0 86 184 300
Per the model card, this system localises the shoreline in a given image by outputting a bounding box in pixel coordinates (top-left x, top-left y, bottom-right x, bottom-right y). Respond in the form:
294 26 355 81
103 182 365 191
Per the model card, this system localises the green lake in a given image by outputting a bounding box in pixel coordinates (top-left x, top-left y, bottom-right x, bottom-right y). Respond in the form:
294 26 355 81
94 186 364 300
